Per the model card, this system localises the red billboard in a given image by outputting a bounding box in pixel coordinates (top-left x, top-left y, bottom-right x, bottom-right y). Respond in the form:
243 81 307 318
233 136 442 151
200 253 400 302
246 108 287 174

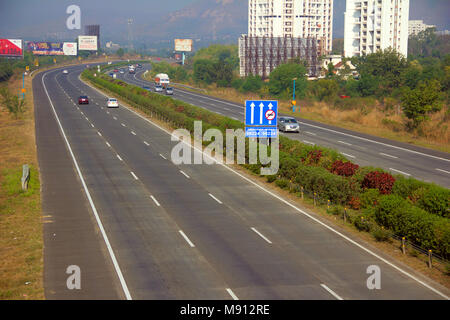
0 39 23 58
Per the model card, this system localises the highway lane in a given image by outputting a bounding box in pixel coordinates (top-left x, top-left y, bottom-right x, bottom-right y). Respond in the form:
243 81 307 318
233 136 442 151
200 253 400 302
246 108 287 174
120 66 450 188
36 64 449 299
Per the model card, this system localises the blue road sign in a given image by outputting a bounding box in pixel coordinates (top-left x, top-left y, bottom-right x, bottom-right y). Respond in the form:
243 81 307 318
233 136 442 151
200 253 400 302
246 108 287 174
245 100 278 127
245 127 278 138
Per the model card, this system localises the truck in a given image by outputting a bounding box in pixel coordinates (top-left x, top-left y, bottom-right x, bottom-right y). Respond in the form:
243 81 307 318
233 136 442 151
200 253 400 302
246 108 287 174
128 66 135 74
154 73 170 88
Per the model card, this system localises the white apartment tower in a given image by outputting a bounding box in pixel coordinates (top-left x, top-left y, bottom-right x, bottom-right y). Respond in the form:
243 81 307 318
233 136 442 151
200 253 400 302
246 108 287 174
344 0 410 58
248 0 334 54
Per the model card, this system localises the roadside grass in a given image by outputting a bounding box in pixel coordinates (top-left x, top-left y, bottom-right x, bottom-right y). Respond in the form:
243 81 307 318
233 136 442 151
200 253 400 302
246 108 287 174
91 73 450 289
0 72 44 300
148 73 450 153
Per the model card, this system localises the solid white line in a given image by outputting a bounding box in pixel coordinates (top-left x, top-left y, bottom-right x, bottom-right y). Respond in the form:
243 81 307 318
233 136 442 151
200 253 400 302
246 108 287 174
106 142 111 148
380 153 398 159
251 227 272 244
159 154 167 160
130 171 139 180
390 168 411 176
131 131 136 136
113 116 118 120
82 69 450 300
117 155 123 161
121 123 126 127
342 153 356 159
226 288 239 300
436 168 450 175
320 284 344 300
150 195 160 207
42 71 132 300
208 193 223 204
179 170 190 179
303 140 315 145
91 124 94 128
338 140 352 146
144 141 150 146
97 131 102 137
179 230 195 248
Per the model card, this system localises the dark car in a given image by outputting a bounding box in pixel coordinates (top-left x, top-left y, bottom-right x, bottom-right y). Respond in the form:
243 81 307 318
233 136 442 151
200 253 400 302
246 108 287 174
78 96 89 104
142 86 151 91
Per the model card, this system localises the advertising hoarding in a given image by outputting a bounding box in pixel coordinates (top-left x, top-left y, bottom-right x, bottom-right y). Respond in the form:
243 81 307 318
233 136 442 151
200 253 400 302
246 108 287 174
174 39 193 52
78 36 98 51
27 42 64 55
63 42 77 56
0 39 23 58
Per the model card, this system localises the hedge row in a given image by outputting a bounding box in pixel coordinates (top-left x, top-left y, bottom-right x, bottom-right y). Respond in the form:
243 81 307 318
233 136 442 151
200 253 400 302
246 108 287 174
82 66 450 257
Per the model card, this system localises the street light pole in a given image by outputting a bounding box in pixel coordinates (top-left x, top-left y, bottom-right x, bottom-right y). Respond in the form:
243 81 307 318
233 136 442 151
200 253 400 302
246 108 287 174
292 78 297 112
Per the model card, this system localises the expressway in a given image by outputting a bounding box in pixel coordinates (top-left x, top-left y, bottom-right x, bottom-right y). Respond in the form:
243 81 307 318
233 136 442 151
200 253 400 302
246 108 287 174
119 65 450 188
33 63 449 300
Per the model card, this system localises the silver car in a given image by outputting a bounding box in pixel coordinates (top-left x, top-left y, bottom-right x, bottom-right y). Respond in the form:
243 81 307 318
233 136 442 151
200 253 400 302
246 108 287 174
154 85 163 93
278 117 300 133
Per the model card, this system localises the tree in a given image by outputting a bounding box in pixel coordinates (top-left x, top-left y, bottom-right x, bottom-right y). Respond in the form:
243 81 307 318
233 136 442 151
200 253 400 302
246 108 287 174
401 80 442 128
240 74 263 93
308 79 339 102
116 48 125 57
268 63 308 99
193 59 216 84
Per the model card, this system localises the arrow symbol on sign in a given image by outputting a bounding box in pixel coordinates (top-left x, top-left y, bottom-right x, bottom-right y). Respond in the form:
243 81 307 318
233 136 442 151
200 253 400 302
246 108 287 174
259 103 264 125
268 103 273 125
250 103 255 124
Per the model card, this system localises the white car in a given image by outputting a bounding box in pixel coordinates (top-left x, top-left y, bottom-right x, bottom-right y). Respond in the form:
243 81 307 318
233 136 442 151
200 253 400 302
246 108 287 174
107 98 119 108
62 70 68 74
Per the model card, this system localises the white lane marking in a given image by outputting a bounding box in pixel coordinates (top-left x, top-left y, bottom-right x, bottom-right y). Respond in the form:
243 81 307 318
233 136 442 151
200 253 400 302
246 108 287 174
150 195 161 207
380 153 398 159
90 124 94 128
81 111 84 115
113 116 118 120
320 284 344 300
303 140 315 145
306 132 317 136
226 288 239 300
159 154 167 160
338 140 352 146
179 170 190 179
121 123 126 127
251 227 272 244
130 172 139 180
42 71 132 300
342 153 356 159
97 131 102 137
82 69 450 300
144 141 150 146
117 155 123 161
390 168 411 176
208 193 223 204
106 111 110 114
106 142 111 148
131 131 136 136
436 168 450 175
179 230 195 248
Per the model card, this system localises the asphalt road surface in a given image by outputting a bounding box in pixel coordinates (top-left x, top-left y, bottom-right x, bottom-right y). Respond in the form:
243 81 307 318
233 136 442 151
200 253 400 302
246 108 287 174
118 65 450 188
34 64 449 300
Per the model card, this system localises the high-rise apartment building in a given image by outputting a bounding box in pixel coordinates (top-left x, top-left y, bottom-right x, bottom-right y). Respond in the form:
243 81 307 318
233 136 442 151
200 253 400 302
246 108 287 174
344 0 409 58
408 20 436 36
85 25 101 48
248 0 333 54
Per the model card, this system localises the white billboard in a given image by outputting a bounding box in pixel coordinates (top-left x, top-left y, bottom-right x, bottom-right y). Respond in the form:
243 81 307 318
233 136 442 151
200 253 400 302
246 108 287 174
78 36 98 51
174 39 193 52
63 42 77 56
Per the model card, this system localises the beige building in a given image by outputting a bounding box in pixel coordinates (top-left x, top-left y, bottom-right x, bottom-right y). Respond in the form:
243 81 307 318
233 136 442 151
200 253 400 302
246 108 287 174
408 20 436 36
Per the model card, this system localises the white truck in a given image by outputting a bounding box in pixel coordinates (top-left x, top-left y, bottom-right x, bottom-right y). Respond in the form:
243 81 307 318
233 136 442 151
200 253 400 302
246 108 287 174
154 73 170 88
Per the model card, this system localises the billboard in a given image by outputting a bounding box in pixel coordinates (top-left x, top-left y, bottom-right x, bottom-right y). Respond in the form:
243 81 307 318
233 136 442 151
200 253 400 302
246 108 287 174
0 39 23 58
27 42 64 55
63 42 77 56
78 36 98 51
174 39 193 52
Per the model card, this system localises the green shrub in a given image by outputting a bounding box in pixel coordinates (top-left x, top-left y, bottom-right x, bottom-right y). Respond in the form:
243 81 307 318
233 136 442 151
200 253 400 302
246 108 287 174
275 178 290 189
266 175 277 183
417 185 450 218
371 226 392 242
392 176 428 199
354 215 373 232
327 205 345 216
360 189 381 208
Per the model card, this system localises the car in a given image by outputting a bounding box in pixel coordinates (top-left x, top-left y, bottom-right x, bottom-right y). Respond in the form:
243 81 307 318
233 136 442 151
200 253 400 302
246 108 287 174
137 64 143 68
109 72 114 77
120 70 124 74
62 70 68 74
78 96 89 105
278 117 300 133
154 85 163 93
165 87 174 95
107 98 119 108
113 69 119 73
142 86 151 91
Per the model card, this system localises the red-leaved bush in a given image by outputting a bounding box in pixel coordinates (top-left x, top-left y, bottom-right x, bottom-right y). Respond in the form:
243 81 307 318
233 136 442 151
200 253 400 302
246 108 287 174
330 160 359 177
362 171 396 195
303 150 323 165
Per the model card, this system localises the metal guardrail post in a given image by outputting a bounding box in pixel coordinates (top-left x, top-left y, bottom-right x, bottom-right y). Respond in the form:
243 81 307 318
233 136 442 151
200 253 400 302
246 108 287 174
343 207 347 223
313 193 316 206
428 250 433 268
300 186 304 200
21 164 30 191
402 237 406 255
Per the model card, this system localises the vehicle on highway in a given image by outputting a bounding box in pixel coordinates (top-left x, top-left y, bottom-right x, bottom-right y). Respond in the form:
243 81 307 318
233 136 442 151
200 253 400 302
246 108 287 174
62 70 68 74
120 70 124 74
137 64 143 69
113 69 119 73
154 85 163 93
278 117 300 133
142 86 151 91
108 61 112 65
78 96 89 105
107 98 119 108
165 87 174 95
109 72 114 77
155 73 170 87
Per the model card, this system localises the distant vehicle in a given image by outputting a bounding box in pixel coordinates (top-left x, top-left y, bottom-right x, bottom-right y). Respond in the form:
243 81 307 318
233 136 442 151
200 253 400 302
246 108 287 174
137 64 143 68
108 61 112 65
62 70 68 74
165 87 174 95
120 70 124 74
107 98 119 108
155 73 170 87
129 68 135 74
278 117 300 133
109 72 114 77
78 96 89 105
154 85 163 93
113 69 119 73
142 86 151 91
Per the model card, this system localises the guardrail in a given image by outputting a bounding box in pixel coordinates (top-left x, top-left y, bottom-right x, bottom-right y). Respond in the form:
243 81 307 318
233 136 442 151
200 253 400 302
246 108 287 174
21 164 30 191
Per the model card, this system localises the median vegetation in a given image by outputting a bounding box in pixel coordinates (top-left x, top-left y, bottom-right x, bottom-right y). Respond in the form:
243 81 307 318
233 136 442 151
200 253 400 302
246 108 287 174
83 66 450 260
